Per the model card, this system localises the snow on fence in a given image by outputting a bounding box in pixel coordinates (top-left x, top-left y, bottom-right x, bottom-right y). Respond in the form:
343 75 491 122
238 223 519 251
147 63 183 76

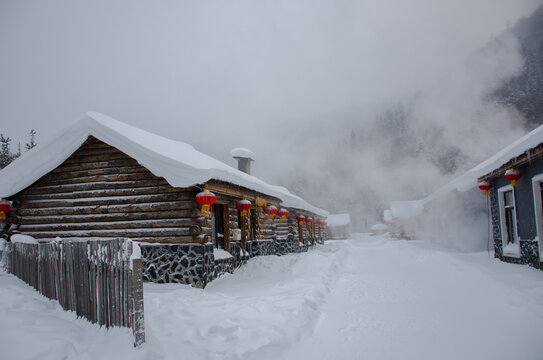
2 238 145 347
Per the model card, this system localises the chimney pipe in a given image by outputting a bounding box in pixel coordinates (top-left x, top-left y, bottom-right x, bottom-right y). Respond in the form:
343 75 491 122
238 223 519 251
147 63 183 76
231 147 255 175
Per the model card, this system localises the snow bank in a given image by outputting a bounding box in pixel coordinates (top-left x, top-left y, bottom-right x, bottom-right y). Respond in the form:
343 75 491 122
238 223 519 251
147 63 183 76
503 241 521 257
143 244 340 359
0 112 327 217
10 234 39 244
213 248 233 260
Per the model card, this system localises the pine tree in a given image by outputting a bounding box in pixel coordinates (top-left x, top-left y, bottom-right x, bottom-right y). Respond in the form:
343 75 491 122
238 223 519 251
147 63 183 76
0 134 13 169
25 129 37 150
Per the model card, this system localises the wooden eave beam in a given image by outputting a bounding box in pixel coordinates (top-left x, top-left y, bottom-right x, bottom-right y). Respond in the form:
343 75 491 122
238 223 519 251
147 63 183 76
284 206 321 219
203 179 281 204
478 143 543 182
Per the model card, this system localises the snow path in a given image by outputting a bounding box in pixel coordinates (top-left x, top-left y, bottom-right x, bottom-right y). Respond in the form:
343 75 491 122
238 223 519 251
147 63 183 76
1 234 543 359
284 235 543 360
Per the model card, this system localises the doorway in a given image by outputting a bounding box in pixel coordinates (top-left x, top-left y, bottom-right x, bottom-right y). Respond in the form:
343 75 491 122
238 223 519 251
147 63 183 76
212 204 225 249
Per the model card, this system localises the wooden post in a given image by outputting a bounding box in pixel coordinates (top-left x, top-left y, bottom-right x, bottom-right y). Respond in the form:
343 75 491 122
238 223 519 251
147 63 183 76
223 205 230 252
318 224 322 243
257 206 261 239
132 258 145 347
241 215 247 249
298 222 303 244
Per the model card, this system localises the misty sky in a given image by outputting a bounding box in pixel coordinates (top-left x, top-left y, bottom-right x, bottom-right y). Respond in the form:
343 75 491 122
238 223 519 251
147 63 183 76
1 0 541 186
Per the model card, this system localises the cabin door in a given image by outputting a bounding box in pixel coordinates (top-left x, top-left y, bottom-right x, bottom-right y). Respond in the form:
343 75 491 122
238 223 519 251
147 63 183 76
212 204 225 249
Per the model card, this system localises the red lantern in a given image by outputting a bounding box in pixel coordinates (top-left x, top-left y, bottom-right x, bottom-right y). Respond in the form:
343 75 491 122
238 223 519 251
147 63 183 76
264 205 278 219
0 199 11 220
478 181 492 195
196 190 216 214
305 217 313 224
317 220 325 226
236 199 252 216
505 169 522 187
296 215 305 225
277 208 289 220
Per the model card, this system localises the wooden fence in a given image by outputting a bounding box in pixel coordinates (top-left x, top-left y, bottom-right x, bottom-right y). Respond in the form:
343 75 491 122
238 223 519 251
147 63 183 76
2 238 145 347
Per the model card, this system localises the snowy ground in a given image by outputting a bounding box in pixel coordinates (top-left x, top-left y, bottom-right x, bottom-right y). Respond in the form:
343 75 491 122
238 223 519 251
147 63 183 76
1 234 543 360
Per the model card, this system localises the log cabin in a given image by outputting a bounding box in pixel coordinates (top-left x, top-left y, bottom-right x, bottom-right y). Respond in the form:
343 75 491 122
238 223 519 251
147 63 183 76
477 138 543 269
0 112 328 287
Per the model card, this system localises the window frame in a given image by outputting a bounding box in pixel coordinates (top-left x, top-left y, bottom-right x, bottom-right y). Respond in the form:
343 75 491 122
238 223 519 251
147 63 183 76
498 184 520 258
531 174 543 262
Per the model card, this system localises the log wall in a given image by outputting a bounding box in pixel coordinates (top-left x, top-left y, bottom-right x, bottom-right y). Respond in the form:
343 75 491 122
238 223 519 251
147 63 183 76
11 137 206 244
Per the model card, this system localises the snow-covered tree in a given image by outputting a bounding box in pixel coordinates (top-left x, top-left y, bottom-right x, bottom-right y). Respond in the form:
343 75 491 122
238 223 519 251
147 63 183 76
0 134 14 169
25 129 37 150
14 142 21 159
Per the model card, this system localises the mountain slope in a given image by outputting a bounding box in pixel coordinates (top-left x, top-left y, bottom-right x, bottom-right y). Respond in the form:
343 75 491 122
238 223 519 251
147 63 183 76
495 4 543 128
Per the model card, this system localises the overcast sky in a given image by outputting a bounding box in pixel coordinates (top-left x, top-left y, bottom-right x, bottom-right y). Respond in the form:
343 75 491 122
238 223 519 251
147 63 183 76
0 0 541 182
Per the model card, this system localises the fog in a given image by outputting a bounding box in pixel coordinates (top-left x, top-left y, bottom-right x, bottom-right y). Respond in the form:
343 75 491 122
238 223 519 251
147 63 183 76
1 0 541 234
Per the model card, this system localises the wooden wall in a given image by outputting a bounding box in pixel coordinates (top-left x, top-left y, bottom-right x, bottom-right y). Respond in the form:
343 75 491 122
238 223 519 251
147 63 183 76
11 137 207 244
8 137 320 248
275 215 294 240
202 182 281 251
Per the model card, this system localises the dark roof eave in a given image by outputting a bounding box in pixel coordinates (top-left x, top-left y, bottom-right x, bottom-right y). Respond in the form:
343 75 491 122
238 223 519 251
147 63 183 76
478 143 543 182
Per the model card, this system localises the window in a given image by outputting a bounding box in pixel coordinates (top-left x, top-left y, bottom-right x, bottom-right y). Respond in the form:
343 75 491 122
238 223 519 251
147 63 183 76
503 190 517 245
531 174 543 262
498 185 520 257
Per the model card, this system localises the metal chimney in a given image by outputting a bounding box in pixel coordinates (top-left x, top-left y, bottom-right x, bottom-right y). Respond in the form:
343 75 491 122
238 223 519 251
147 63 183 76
231 147 255 175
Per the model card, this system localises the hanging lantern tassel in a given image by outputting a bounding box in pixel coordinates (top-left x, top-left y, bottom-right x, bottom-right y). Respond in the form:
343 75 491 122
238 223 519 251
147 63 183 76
478 181 492 195
277 208 289 220
505 169 522 187
0 199 12 221
236 199 252 217
196 190 217 215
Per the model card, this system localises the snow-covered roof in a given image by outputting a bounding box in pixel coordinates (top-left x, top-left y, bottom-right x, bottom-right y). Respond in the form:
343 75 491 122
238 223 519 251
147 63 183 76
0 112 327 216
231 147 255 160
326 213 351 226
390 124 543 218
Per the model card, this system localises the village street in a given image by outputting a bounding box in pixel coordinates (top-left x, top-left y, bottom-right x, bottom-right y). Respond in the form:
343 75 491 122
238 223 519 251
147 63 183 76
1 234 543 359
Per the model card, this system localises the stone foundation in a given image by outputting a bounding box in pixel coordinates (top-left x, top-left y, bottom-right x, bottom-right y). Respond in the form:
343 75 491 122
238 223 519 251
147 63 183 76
140 243 214 287
140 236 320 287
